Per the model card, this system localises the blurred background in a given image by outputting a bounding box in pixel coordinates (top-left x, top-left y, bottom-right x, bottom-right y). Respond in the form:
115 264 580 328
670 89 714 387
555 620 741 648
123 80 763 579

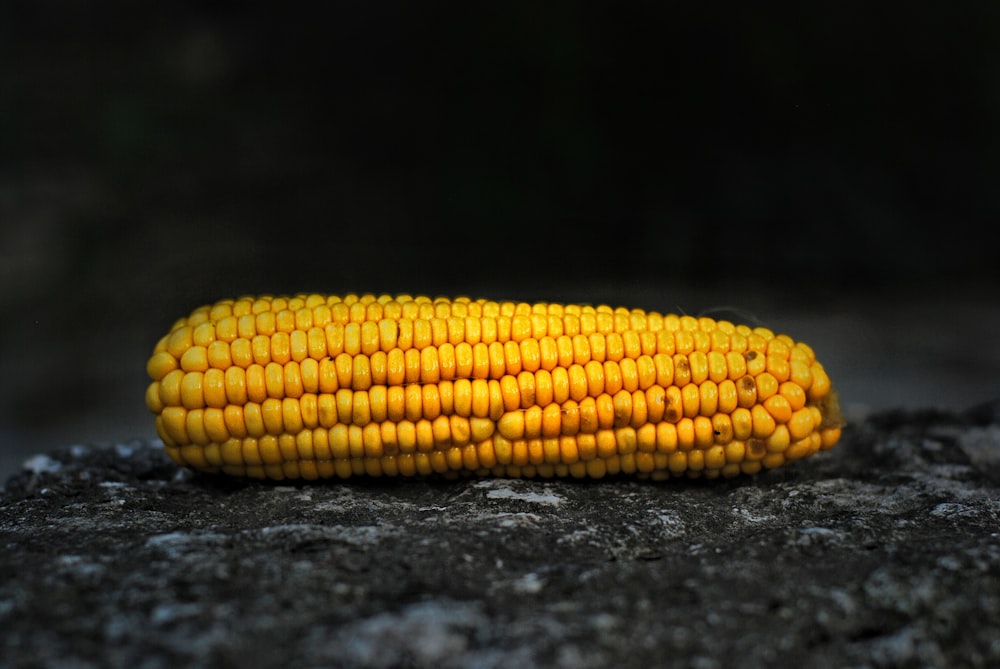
2 2 998 481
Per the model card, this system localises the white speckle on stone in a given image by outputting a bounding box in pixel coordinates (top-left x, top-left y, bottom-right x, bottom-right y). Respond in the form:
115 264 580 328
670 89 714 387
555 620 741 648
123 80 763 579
730 506 775 524
796 526 842 546
150 602 203 626
144 531 229 558
22 454 62 474
936 555 962 571
869 623 946 666
493 512 542 528
511 572 546 594
472 479 564 506
650 510 686 537
145 532 195 549
259 523 386 546
827 587 858 618
483 486 563 506
330 600 483 669
930 502 977 519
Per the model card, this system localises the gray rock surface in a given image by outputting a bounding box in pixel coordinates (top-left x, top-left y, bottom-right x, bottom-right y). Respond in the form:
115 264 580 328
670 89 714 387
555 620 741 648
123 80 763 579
2 404 999 669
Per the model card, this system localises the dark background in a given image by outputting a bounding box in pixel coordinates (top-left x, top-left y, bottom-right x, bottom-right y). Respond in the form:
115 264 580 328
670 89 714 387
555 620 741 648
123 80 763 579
2 2 998 478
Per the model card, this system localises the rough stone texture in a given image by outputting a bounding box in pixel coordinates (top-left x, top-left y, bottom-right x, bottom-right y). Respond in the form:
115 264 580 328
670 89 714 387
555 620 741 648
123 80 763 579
2 404 999 669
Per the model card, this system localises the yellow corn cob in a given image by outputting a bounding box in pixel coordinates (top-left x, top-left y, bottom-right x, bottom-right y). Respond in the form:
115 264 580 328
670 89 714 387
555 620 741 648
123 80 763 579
145 293 843 481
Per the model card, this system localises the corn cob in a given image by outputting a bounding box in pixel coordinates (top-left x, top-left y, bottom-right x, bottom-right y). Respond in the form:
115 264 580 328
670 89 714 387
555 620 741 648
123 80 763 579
145 293 843 481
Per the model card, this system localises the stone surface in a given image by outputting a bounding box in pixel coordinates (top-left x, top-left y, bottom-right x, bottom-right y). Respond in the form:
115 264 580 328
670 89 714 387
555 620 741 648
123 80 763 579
2 405 999 668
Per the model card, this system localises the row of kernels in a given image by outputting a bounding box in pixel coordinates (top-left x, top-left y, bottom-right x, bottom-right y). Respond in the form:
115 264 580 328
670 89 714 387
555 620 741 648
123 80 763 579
192 294 664 328
158 317 776 370
163 431 812 481
165 432 481 476
163 439 517 479
157 401 499 449
150 356 771 420
212 293 655 320
177 303 620 341
157 345 714 394
326 296 755 340
494 408 749 448
195 294 434 324
179 296 817 351
164 305 795 359
154 339 794 398
164 424 785 471
152 380 825 455
148 369 818 444
155 316 798 380
156 396 818 464
179 449 766 481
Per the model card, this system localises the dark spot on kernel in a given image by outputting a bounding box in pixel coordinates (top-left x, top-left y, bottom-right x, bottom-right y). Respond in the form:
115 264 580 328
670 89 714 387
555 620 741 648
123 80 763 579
675 358 690 373
664 401 680 423
745 351 758 361
747 439 766 458
740 376 756 392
